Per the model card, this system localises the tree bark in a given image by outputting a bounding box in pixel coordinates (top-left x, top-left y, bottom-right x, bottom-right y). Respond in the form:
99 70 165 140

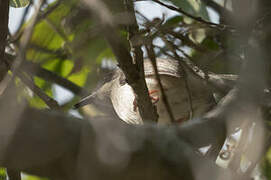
0 0 9 82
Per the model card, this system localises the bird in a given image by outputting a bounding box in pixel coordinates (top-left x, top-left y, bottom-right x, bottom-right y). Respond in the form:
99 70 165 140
74 58 234 125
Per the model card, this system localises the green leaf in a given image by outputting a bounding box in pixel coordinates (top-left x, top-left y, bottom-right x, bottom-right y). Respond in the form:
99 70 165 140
10 0 29 8
166 0 209 21
22 174 49 180
0 168 6 180
25 1 75 63
28 76 53 109
164 15 184 27
68 66 90 87
200 37 219 50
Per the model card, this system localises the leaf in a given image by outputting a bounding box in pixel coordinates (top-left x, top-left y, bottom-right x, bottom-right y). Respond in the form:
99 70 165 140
164 15 184 27
10 0 29 8
166 0 209 21
68 66 90 87
0 168 6 180
28 76 54 109
200 37 219 50
22 174 49 180
26 4 71 63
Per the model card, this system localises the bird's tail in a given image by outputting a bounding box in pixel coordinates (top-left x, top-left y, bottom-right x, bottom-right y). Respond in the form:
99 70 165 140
73 93 96 109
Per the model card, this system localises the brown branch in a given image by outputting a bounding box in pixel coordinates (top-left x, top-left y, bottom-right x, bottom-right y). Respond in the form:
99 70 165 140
5 55 88 96
124 0 144 83
82 0 158 122
158 37 195 119
0 0 9 82
22 61 88 95
0 88 242 180
17 71 60 109
145 43 175 123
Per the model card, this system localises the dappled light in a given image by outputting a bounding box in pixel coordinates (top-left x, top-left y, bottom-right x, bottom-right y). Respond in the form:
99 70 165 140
0 0 271 180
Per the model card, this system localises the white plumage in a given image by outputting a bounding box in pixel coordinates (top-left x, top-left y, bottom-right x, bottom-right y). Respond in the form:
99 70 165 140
75 58 217 124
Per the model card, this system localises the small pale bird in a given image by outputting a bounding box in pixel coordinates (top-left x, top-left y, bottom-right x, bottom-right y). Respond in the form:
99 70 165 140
74 58 217 125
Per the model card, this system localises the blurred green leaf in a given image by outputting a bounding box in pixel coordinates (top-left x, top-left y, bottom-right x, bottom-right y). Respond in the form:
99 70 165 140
189 28 206 44
27 2 71 63
28 95 47 109
22 174 49 180
0 168 6 180
96 48 115 64
166 0 209 21
68 66 90 87
263 148 271 180
10 0 29 8
20 0 110 107
28 76 53 109
200 37 219 50
164 15 184 27
60 59 74 77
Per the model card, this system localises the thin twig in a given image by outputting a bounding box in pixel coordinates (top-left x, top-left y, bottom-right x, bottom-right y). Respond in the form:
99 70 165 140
0 0 45 95
150 0 227 30
179 61 194 119
28 43 67 56
4 55 88 96
146 43 175 123
17 70 60 109
36 0 63 22
11 0 62 43
164 29 209 53
159 36 194 119
12 1 32 41
200 0 232 19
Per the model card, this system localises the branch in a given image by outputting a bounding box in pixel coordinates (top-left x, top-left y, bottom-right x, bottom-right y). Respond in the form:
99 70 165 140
0 89 241 180
0 0 9 82
200 0 233 20
5 55 88 96
0 0 45 95
125 0 158 122
17 71 60 109
82 0 158 122
150 0 228 30
145 43 175 122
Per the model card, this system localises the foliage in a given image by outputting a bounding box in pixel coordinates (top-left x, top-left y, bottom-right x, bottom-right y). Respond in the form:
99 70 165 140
10 0 29 8
5 0 271 179
0 168 6 180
